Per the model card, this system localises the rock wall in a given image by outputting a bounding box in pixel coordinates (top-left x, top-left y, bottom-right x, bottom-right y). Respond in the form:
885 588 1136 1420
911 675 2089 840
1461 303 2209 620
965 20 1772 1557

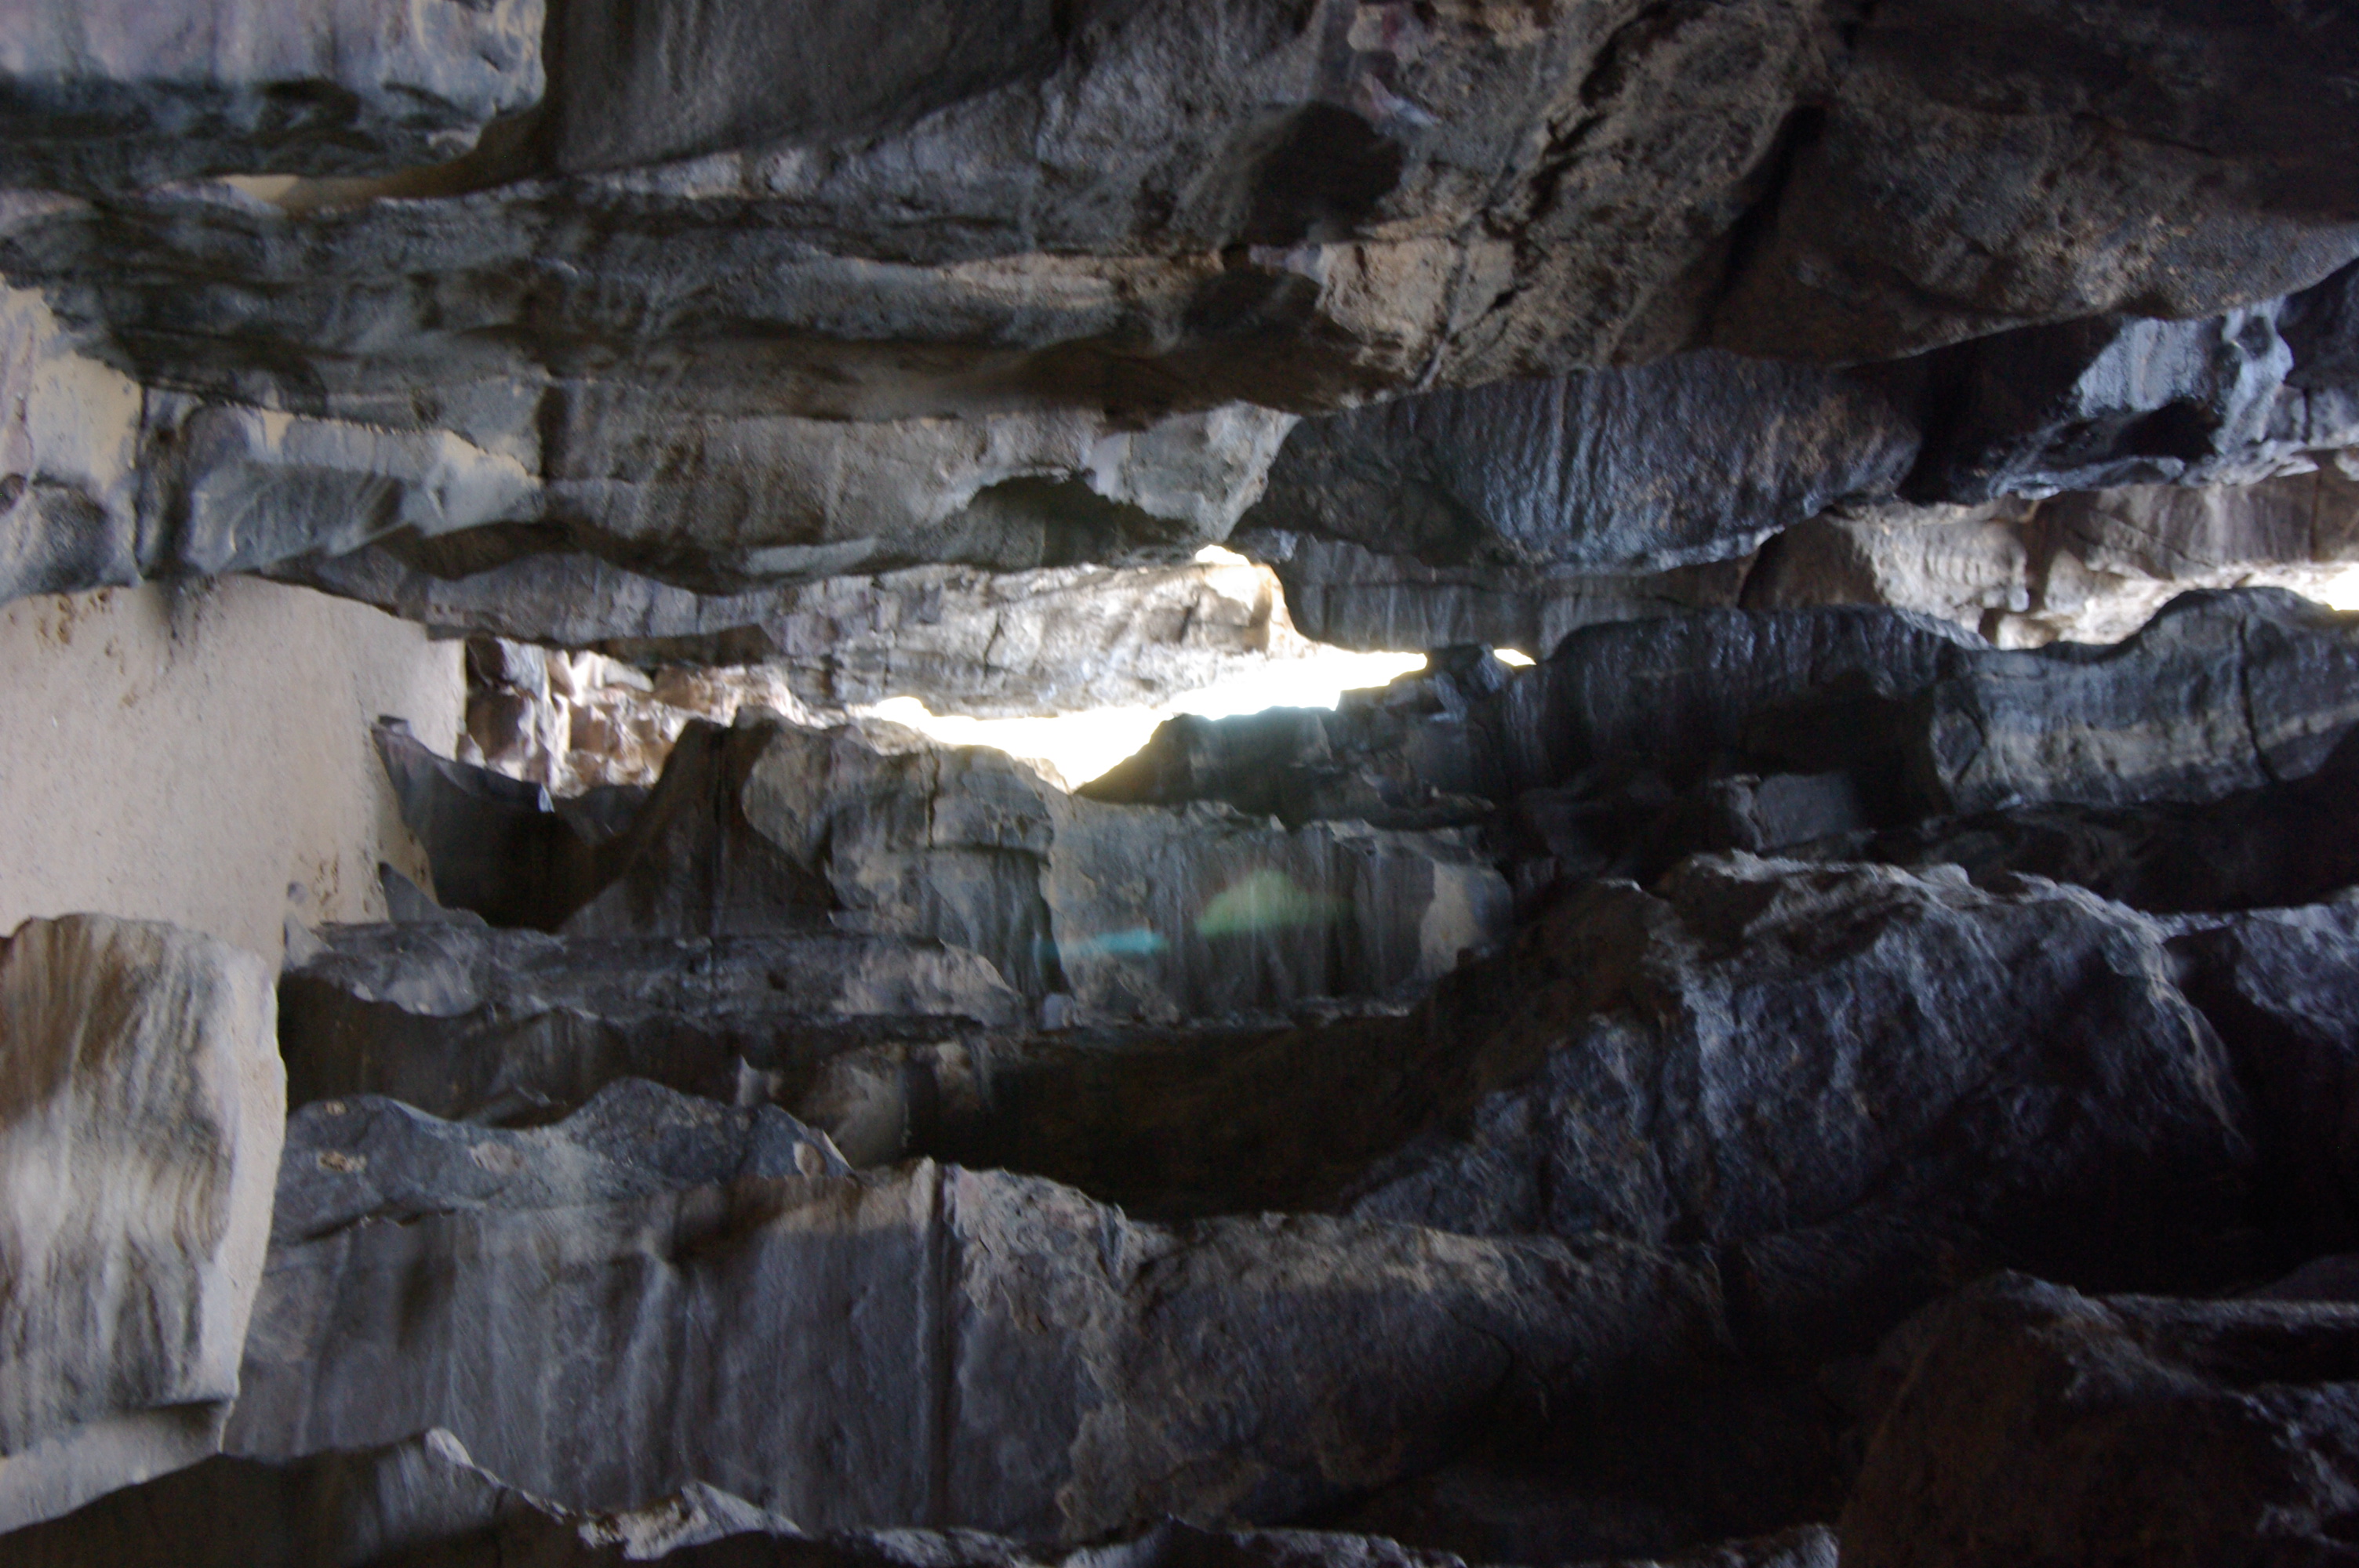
0 576 462 958
13 4 2359 1566
3 2 2359 637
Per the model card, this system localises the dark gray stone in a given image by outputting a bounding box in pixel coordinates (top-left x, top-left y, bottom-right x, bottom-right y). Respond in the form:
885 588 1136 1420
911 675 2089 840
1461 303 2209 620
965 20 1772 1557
1890 305 2298 503
0 1423 1834 1568
224 1160 1737 1544
1343 857 2258 1313
271 1079 851 1247
277 919 1023 1123
1237 532 1752 656
1908 588 2359 815
1714 0 2359 362
1242 354 1921 578
1841 1276 2359 1568
2170 895 2359 1269
1511 606 1981 793
1805 732 2359 916
742 720 1513 1022
1081 650 1515 829
9 2 2359 617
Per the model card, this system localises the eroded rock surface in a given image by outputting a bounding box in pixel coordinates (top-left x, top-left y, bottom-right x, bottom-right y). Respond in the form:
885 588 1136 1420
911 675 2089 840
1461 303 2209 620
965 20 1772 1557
373 707 1513 1025
278 917 1020 1122
225 1158 1735 1543
2 1421 1838 1568
0 0 544 191
5 4 2359 622
272 1079 850 1246
1842 1276 2359 1568
0 913 284 1530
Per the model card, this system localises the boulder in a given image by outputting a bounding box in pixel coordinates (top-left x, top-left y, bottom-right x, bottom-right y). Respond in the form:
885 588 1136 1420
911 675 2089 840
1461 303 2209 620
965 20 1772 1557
1842 1275 2359 1568
0 914 284 1530
888 855 2259 1327
1343 857 2257 1311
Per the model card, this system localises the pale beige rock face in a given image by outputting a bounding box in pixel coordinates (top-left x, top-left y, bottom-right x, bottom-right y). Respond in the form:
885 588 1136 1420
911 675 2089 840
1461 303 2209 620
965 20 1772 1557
0 913 285 1530
0 576 463 958
0 284 143 599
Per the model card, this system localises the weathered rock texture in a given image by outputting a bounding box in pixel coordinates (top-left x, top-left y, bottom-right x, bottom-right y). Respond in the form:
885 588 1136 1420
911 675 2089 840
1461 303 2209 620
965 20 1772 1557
16 10 2359 1563
271 1078 851 1246
1754 467 2359 649
1842 1276 2359 1568
442 553 1333 793
232 844 2343 1561
1240 262 2359 646
361 709 1511 1025
9 575 2355 1564
226 1156 1738 1542
1111 586 2359 917
0 913 284 1530
2 1422 1838 1568
278 917 1022 1123
5 4 2359 629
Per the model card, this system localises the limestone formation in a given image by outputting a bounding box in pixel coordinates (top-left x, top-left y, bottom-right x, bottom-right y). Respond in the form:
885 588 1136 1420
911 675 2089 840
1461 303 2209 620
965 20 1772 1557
2 1423 1837 1568
373 707 1512 1023
1841 1276 2359 1568
278 917 1022 1122
1240 264 2359 641
0 0 544 191
13 5 2359 1565
271 1079 851 1246
453 553 1318 720
224 1157 1738 1543
4 4 2359 618
1803 738 2359 917
1754 469 2359 649
0 914 285 1530
1241 352 1921 580
438 553 1334 793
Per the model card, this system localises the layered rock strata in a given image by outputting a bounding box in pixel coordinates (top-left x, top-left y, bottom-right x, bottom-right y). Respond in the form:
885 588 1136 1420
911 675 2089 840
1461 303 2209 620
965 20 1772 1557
8 4 2359 637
